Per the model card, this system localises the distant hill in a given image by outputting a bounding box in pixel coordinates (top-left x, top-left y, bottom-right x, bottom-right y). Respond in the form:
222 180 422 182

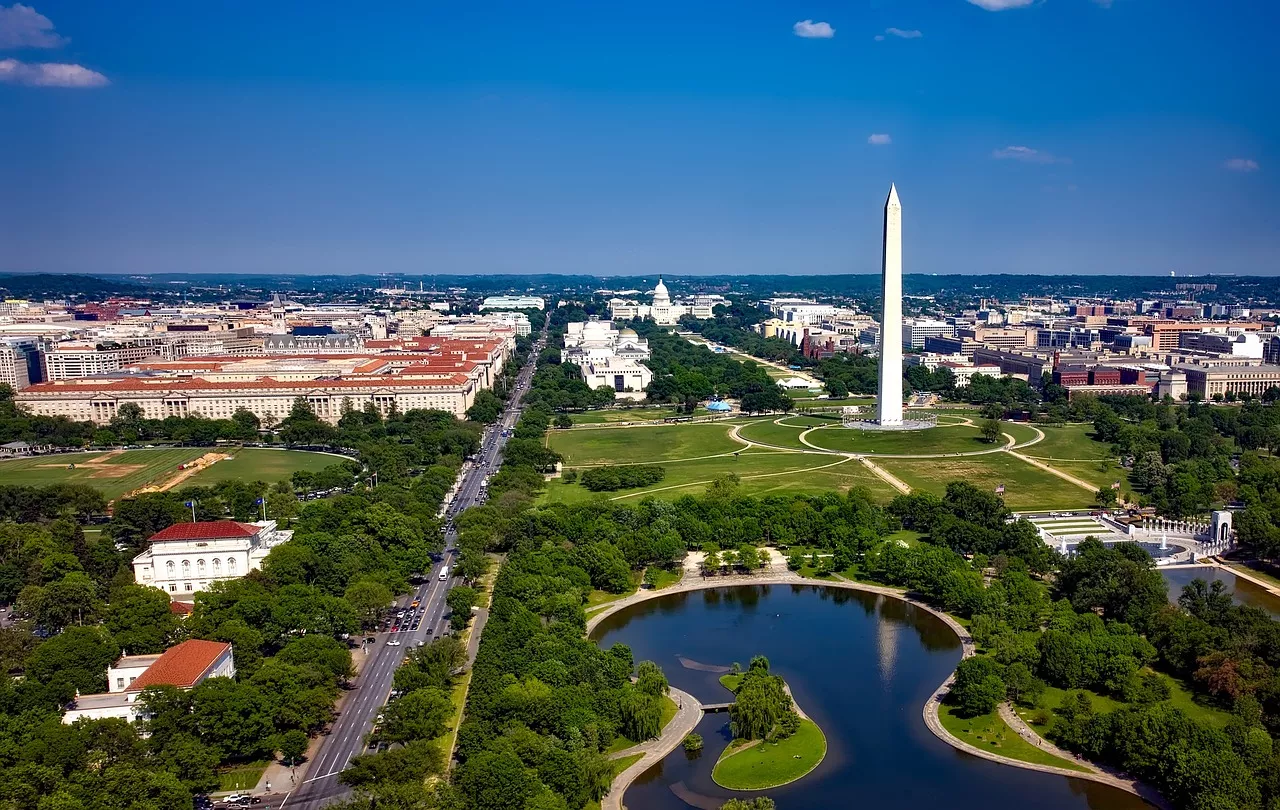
0 273 148 300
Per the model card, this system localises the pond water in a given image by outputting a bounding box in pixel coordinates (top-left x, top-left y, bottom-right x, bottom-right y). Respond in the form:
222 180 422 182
1161 565 1280 617
592 585 1153 810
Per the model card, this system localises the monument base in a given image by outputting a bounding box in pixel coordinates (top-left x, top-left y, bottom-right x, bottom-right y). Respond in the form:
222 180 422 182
841 414 938 431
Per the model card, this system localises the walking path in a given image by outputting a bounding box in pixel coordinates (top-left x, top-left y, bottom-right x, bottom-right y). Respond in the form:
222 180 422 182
1007 450 1101 495
857 456 911 494
587 568 1165 809
601 686 702 810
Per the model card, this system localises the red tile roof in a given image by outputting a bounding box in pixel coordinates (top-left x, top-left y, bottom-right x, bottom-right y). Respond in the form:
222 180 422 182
125 639 231 691
149 520 258 542
169 601 194 616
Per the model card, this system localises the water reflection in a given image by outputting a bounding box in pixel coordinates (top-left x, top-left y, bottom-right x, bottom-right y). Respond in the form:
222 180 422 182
1161 566 1280 617
594 584 1153 810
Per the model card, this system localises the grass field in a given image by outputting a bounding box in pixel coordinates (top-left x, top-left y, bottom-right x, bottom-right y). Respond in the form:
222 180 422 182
880 454 1096 510
548 423 746 465
1025 423 1117 460
1000 421 1043 447
803 423 993 456
736 419 818 450
937 704 1088 773
1016 675 1233 733
0 448 209 500
546 453 897 503
217 761 269 792
545 452 863 504
567 407 682 425
711 717 826 789
1048 459 1132 493
181 448 338 487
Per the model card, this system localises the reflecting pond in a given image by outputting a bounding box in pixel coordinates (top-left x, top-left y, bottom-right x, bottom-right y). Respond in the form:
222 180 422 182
592 585 1154 810
1161 565 1280 617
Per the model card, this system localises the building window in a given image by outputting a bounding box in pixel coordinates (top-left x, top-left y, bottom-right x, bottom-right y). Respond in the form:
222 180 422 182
212 558 222 575
181 560 191 576
116 678 124 689
166 560 175 577
197 559 206 575
183 582 191 591
227 558 237 575
169 584 176 593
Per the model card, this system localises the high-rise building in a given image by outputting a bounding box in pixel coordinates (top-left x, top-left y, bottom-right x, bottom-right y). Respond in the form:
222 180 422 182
878 185 904 426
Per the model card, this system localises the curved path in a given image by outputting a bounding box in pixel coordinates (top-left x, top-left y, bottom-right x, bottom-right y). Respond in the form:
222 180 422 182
587 570 1166 809
601 686 703 810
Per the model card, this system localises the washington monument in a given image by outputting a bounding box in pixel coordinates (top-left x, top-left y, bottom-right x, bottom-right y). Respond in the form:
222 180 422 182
877 184 904 426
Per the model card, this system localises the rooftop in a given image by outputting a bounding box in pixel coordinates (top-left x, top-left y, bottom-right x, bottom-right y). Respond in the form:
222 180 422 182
125 639 232 692
149 520 258 542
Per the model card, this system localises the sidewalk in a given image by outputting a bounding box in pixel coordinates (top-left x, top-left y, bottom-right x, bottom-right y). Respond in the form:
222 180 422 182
602 686 701 810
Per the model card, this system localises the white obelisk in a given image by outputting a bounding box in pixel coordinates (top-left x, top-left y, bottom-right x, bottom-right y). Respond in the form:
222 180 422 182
877 184 904 426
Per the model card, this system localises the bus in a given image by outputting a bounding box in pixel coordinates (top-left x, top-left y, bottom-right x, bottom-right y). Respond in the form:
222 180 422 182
439 566 449 581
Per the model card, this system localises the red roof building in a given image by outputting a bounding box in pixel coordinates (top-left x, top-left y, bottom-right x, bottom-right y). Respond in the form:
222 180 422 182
148 520 258 542
125 639 235 692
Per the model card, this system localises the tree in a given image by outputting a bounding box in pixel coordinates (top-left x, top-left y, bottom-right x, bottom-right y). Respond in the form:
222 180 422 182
381 687 454 742
104 585 177 654
446 585 478 631
458 749 537 810
554 414 573 430
466 391 503 424
276 728 309 766
981 418 1002 444
635 660 668 697
345 579 394 628
1095 487 1118 508
950 656 1005 717
619 687 662 741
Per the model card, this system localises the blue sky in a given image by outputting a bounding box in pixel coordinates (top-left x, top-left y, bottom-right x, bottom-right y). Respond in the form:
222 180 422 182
0 0 1275 276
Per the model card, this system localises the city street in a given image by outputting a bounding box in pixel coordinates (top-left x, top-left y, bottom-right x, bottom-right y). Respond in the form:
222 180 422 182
278 335 543 809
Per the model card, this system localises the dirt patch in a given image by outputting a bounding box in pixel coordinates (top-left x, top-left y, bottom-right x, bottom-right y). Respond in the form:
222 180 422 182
121 452 230 499
87 464 145 479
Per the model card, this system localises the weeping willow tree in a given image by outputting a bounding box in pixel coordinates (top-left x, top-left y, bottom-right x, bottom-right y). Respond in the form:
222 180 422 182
728 656 798 741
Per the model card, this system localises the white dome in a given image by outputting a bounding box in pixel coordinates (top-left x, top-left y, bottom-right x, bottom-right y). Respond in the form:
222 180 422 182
653 278 670 300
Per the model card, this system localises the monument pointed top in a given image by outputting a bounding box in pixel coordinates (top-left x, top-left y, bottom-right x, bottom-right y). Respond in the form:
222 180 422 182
886 183 900 206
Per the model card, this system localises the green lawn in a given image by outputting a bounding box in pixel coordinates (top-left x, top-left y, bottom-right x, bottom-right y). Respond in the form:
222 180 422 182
803 423 994 456
1025 423 1117 461
217 761 269 792
937 704 1088 772
643 566 683 590
735 419 819 450
548 423 745 465
1048 459 1132 494
711 718 826 789
606 695 680 753
567 407 681 425
181 448 339 487
880 454 1096 510
0 447 209 500
1017 675 1233 733
999 421 1044 447
543 452 886 504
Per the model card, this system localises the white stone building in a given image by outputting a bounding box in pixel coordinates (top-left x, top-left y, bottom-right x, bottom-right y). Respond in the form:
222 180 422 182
480 296 544 310
133 520 293 597
62 639 235 724
608 280 718 326
581 359 653 401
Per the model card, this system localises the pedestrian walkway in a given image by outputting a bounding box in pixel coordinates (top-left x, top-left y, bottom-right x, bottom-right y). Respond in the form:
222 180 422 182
602 686 702 810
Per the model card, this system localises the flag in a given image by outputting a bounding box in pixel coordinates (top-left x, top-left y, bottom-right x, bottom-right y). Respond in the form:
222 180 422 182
256 497 265 504
184 501 194 507
1111 481 1121 490
995 484 1005 494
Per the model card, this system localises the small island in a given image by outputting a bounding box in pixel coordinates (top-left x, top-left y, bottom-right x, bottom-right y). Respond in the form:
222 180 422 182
711 656 827 790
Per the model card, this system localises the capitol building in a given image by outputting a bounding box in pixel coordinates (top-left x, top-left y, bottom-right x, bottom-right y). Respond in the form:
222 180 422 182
608 279 726 326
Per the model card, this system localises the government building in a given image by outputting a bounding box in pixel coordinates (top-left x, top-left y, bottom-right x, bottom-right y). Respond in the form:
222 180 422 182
608 280 724 326
132 519 293 596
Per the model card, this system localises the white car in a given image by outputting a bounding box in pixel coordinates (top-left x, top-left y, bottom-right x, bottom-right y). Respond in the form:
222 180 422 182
387 639 401 646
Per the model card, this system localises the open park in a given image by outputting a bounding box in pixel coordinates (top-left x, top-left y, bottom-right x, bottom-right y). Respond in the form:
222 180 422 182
0 446 341 500
542 407 1124 510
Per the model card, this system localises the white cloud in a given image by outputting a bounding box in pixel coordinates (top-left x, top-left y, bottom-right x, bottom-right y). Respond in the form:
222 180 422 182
0 3 64 49
1224 158 1260 173
868 133 892 146
884 27 923 39
966 0 1035 10
793 20 834 39
0 57 108 87
992 145 1068 164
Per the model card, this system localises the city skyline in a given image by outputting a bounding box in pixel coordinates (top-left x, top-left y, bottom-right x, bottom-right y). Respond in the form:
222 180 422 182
1 0 1277 276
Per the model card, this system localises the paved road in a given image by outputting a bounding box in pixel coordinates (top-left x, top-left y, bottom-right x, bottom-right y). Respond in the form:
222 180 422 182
279 335 544 810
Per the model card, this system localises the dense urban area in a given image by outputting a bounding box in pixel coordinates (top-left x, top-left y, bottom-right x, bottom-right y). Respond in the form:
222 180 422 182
7 269 1280 810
